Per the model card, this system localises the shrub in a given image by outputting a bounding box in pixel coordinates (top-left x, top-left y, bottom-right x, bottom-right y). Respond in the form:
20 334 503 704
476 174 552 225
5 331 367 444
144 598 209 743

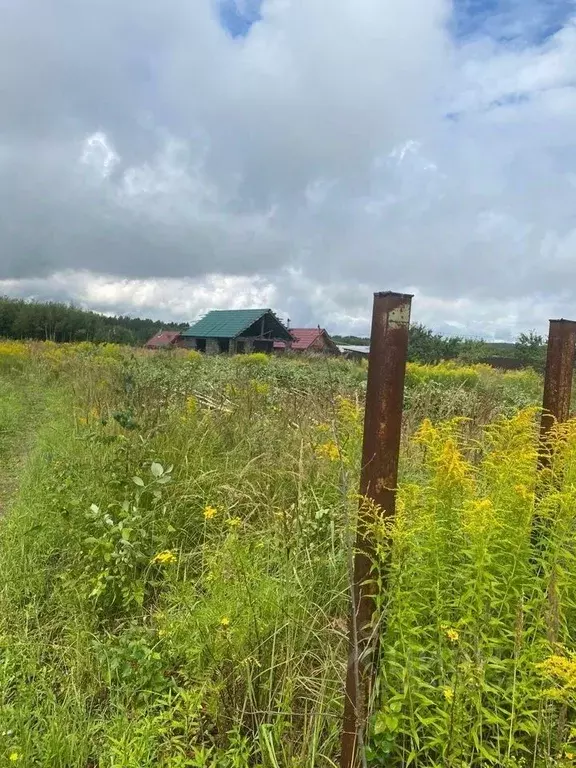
234 351 270 366
186 349 203 363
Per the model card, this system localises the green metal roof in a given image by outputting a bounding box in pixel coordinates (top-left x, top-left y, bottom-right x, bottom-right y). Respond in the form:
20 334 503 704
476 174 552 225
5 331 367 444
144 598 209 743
182 309 275 339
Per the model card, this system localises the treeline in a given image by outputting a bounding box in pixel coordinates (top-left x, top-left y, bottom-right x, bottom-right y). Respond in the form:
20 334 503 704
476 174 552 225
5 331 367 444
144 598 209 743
0 296 186 346
0 295 548 366
333 325 546 368
333 325 479 363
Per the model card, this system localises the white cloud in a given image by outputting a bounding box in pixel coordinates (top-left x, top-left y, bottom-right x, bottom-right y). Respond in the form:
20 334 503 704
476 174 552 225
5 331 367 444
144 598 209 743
0 0 575 336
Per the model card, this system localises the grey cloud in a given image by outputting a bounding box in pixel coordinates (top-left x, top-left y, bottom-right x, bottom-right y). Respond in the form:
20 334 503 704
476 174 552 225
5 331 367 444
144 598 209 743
0 0 576 335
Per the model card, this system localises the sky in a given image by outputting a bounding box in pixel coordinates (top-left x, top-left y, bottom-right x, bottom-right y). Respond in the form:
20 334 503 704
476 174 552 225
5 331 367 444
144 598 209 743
0 0 575 339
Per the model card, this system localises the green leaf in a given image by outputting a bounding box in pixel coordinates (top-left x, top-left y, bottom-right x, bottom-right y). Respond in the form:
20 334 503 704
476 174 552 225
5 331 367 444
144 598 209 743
132 476 144 487
385 715 399 732
151 462 164 478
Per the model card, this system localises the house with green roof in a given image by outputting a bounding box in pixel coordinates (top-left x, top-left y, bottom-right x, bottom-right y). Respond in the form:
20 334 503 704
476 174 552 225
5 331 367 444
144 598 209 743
180 308 293 355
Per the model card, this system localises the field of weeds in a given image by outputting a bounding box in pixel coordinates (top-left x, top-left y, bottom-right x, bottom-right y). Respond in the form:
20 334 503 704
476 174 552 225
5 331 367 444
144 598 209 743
0 341 575 767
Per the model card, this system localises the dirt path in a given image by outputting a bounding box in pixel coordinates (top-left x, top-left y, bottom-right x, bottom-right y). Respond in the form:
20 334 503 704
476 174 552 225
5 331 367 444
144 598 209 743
0 376 51 516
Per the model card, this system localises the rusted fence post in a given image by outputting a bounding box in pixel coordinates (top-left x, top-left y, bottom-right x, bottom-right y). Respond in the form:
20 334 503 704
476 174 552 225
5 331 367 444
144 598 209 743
538 319 576 472
532 319 576 558
340 291 412 768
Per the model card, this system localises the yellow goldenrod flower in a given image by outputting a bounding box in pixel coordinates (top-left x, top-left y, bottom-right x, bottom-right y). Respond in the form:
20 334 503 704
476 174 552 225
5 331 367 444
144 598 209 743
220 616 230 627
443 687 454 702
566 753 575 761
337 396 361 425
9 754 21 763
227 517 242 528
315 440 340 462
446 628 459 643
151 550 177 565
204 505 217 520
250 380 269 395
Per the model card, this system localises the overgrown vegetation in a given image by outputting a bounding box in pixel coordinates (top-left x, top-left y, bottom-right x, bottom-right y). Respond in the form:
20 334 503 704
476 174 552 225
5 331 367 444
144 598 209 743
334 323 547 368
0 295 547 368
0 342 573 767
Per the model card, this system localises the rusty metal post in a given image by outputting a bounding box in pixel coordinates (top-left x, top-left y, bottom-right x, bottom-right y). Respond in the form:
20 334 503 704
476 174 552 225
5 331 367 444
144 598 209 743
538 319 576 471
340 291 412 768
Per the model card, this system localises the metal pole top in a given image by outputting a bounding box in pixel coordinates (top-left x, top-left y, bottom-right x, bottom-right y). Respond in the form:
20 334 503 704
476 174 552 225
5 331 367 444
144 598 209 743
549 319 576 327
373 291 414 300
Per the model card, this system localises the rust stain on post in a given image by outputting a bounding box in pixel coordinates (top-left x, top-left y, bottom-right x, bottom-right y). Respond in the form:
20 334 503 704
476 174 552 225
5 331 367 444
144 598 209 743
539 319 576 471
340 291 412 768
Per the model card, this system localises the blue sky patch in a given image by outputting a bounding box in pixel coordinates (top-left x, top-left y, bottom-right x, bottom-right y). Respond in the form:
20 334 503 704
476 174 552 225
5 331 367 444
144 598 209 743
217 0 573 44
218 0 261 38
452 0 574 44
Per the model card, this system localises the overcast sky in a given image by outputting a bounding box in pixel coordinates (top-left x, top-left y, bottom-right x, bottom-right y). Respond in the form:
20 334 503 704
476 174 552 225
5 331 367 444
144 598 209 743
0 0 575 339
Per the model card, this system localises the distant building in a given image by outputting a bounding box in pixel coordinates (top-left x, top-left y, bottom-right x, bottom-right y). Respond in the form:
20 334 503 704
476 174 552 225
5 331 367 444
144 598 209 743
337 344 370 361
145 330 182 350
478 356 527 371
180 308 293 354
274 328 340 355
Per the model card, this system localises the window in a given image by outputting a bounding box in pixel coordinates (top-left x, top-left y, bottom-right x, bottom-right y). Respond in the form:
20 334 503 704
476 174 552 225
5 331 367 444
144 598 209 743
196 338 206 353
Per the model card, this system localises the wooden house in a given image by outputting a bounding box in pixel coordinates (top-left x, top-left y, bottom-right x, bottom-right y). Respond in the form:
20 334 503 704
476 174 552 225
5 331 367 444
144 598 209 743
180 308 293 354
274 328 340 355
145 330 182 350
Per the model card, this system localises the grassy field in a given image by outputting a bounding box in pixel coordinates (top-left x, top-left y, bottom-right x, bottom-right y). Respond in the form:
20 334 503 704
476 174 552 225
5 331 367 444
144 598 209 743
0 342 575 767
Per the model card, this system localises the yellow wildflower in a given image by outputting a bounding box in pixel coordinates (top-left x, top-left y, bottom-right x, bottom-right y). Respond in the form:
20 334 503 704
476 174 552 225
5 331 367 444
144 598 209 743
446 628 459 643
9 755 20 763
566 753 575 761
204 505 217 520
538 653 576 700
337 396 361 425
251 380 269 395
414 417 436 447
443 687 454 702
186 396 197 415
220 616 230 627
462 498 496 536
151 550 177 565
315 440 340 462
227 517 242 528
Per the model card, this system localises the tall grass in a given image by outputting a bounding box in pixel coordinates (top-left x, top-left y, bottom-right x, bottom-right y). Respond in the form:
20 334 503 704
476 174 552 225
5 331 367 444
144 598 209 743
0 344 572 767
373 412 576 766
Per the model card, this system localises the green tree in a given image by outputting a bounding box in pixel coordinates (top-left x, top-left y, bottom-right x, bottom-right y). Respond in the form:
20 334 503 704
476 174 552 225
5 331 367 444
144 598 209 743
0 296 186 345
457 338 490 363
408 323 462 364
514 330 546 369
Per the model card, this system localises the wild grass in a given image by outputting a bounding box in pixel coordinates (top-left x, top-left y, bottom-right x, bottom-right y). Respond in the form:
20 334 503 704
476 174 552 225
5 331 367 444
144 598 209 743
0 343 572 767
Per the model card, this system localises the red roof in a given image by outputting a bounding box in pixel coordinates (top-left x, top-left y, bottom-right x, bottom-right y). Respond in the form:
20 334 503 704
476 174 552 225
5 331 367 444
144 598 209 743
289 328 324 351
145 330 181 348
275 328 332 351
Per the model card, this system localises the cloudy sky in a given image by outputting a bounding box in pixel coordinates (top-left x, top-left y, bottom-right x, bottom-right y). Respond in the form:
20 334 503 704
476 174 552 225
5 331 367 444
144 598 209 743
0 0 575 339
